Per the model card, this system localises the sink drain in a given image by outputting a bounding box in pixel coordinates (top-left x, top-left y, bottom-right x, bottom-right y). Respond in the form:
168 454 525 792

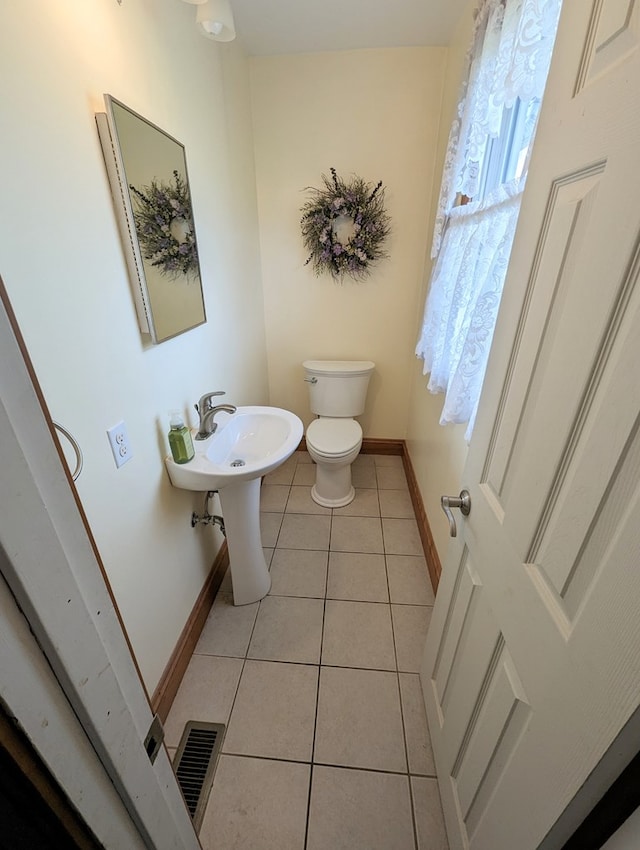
230 459 245 467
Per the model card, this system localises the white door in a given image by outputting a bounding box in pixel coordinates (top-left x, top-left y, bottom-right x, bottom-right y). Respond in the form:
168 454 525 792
421 2 640 849
0 283 201 850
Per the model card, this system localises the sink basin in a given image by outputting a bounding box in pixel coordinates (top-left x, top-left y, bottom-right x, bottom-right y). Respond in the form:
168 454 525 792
165 406 303 606
165 406 303 492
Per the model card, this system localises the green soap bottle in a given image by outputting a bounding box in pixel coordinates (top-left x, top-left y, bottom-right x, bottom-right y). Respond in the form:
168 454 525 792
168 411 195 464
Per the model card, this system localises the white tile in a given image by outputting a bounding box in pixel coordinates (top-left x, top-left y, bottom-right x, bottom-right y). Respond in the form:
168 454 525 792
278 513 331 550
314 667 406 772
260 512 283 548
333 488 380 517
330 515 384 554
386 554 435 605
372 454 404 468
260 484 290 512
286 485 331 515
412 776 449 850
352 464 377 488
307 765 414 850
223 660 318 761
195 592 258 657
322 600 395 670
163 654 243 748
326 551 388 602
379 488 415 519
293 463 317 485
270 548 328 598
183 457 450 850
221 552 274 594
264 454 297 485
352 453 375 469
248 595 324 664
392 605 432 673
201 755 310 850
399 673 436 776
376 466 409 490
382 517 424 556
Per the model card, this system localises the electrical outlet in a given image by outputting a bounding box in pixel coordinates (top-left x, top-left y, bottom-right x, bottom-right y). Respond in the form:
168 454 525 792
107 421 133 469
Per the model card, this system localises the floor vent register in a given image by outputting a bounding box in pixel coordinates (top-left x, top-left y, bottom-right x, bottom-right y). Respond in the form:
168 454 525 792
173 721 225 831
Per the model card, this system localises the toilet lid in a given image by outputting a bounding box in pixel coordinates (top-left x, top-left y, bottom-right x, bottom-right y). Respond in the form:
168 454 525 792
306 418 362 456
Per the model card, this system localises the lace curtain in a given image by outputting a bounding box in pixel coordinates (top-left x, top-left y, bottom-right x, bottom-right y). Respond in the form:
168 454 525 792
416 0 561 440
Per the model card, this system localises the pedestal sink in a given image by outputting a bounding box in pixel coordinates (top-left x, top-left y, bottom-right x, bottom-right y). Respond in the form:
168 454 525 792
165 406 303 605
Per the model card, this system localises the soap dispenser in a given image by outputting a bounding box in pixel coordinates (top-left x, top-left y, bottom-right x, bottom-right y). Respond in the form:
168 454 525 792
168 411 195 464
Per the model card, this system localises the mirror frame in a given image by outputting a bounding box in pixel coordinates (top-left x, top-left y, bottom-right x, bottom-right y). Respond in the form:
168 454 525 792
96 95 207 344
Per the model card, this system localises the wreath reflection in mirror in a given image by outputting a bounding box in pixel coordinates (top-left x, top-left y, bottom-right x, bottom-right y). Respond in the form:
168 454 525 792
129 170 199 279
300 168 391 281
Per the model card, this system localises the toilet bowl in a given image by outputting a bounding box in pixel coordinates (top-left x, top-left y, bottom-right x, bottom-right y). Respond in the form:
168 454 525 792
306 417 363 507
303 360 375 508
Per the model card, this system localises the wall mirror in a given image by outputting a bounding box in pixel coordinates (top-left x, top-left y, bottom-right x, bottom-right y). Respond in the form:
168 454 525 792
96 95 206 344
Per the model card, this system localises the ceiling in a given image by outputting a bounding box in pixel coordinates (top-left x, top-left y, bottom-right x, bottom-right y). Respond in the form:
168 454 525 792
230 0 471 56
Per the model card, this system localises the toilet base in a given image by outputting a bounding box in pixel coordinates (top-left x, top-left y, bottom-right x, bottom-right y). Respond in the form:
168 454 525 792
310 460 355 508
311 483 355 509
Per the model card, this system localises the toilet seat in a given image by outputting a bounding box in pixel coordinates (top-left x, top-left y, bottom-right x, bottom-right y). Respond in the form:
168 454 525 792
306 418 362 458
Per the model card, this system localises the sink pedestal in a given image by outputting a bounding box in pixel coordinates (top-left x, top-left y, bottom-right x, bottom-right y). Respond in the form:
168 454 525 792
219 477 271 605
164 406 303 603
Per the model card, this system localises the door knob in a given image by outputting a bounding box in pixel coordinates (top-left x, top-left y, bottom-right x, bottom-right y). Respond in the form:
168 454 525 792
440 490 471 538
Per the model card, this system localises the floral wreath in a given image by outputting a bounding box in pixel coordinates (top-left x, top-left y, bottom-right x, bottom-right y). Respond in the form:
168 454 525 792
129 170 199 279
300 168 391 280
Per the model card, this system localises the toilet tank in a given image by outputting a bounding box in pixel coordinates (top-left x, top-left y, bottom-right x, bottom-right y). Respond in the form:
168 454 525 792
303 360 375 417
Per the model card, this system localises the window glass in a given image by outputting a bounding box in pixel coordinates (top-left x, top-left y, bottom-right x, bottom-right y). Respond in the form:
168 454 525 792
475 97 541 201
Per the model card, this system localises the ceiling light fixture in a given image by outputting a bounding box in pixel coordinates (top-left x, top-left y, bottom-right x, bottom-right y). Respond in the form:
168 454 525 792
181 0 236 42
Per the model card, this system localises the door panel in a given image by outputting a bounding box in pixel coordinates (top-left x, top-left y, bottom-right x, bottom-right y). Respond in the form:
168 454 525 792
0 282 201 850
454 645 529 823
577 0 639 88
484 163 606 505
422 1 640 848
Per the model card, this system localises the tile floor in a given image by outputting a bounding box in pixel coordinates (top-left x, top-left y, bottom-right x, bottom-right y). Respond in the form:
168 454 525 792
165 451 449 850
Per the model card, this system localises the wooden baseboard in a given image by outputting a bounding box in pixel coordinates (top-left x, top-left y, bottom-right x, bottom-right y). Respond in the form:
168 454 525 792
151 542 229 722
360 438 404 456
401 443 442 591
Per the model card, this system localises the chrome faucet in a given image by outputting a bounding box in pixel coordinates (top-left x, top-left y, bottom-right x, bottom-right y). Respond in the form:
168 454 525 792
194 391 237 440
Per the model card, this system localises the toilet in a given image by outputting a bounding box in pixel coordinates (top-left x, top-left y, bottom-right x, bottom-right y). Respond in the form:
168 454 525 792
303 360 375 508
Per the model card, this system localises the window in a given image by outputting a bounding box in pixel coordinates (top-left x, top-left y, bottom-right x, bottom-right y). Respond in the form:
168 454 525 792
476 96 540 201
415 0 562 440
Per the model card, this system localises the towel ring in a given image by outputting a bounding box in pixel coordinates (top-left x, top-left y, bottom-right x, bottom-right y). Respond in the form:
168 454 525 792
53 421 83 482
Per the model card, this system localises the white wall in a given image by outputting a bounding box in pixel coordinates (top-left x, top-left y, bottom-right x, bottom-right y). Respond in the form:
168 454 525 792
1 0 475 692
0 0 267 690
250 48 447 437
406 3 474 563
